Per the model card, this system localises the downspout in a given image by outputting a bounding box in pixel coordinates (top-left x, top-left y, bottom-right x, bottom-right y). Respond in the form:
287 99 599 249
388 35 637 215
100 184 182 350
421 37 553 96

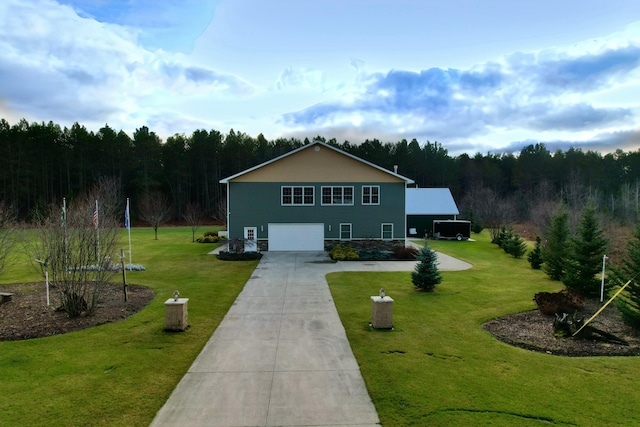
226 181 231 238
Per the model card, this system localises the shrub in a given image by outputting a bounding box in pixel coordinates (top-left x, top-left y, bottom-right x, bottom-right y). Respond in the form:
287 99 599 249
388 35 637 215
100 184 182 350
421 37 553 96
329 245 360 261
503 232 527 258
203 231 218 237
196 235 221 243
494 226 512 247
216 251 263 261
393 245 419 260
527 236 543 269
411 244 442 291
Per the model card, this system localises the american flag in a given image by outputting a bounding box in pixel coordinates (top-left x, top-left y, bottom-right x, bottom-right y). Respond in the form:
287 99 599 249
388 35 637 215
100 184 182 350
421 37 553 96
93 200 98 229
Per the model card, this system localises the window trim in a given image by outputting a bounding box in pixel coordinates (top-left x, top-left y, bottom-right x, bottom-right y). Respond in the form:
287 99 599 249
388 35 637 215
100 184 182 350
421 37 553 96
339 223 352 240
381 223 393 240
321 186 354 206
281 185 315 206
362 185 380 205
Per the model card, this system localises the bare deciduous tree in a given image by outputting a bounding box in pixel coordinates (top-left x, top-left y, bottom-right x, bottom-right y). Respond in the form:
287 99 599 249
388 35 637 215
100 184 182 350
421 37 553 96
0 201 17 279
183 202 204 242
212 196 227 223
461 185 516 243
139 192 172 240
25 189 121 317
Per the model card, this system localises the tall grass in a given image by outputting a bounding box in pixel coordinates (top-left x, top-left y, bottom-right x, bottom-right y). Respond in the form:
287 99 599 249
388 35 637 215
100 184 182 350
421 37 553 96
0 227 258 426
329 232 640 426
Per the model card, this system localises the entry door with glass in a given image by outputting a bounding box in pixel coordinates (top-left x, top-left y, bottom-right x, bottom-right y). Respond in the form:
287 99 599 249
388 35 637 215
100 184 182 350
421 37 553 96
244 227 257 252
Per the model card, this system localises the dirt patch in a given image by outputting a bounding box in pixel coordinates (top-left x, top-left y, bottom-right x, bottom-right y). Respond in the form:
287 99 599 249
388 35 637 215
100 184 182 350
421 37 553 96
0 282 154 341
483 299 640 357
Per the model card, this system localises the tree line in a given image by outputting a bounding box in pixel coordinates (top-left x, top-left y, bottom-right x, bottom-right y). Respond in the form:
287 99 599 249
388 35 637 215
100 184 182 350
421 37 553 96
3 118 640 227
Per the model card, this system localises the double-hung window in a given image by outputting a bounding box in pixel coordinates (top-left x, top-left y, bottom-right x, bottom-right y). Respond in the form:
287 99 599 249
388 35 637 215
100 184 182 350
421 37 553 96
340 223 352 240
381 223 393 240
362 185 380 205
281 186 314 206
321 186 354 205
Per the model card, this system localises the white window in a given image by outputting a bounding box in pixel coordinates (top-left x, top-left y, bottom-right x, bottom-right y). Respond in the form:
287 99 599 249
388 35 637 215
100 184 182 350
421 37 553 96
321 186 354 205
340 223 352 240
362 185 380 205
282 186 314 206
382 223 393 240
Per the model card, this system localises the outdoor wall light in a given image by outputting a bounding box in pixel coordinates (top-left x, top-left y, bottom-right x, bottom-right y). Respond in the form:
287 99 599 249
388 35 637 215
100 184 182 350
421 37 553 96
328 225 332 232
261 225 264 232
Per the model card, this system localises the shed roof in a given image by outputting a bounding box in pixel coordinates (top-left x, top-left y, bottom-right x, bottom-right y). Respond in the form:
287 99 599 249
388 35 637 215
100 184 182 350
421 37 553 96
406 188 459 215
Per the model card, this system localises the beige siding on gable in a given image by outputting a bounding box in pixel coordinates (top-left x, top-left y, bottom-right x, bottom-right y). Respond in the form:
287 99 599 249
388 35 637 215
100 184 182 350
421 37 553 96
231 145 402 182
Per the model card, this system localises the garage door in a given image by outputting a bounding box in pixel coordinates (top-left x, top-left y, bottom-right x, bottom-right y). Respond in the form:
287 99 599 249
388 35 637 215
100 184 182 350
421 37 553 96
268 223 324 251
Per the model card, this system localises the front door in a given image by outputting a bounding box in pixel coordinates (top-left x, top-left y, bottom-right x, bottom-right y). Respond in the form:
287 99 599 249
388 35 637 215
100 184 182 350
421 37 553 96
244 227 257 252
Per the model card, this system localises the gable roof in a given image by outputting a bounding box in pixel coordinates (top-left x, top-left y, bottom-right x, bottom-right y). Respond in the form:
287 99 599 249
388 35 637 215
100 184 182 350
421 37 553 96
220 140 415 184
406 188 459 215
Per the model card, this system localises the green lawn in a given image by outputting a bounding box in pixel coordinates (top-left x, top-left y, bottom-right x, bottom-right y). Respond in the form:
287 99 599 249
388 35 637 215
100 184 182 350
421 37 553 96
0 227 258 427
329 232 640 426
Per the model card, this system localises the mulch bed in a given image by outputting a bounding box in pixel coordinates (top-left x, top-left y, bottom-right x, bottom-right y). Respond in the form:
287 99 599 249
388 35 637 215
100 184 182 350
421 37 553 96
483 299 640 357
0 282 154 341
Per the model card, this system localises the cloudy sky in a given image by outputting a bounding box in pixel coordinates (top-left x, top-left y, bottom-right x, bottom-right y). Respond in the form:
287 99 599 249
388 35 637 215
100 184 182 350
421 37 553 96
1 0 640 155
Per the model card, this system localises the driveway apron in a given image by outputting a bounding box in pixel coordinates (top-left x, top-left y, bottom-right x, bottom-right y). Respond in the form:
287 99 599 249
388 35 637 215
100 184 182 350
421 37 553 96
150 251 381 427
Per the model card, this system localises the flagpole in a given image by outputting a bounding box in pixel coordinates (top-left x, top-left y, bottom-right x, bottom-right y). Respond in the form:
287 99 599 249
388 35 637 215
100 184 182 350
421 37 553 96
62 197 68 268
94 200 100 266
126 198 132 269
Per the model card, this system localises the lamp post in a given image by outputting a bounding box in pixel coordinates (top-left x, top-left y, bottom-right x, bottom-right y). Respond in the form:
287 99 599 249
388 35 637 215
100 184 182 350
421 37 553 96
601 254 609 303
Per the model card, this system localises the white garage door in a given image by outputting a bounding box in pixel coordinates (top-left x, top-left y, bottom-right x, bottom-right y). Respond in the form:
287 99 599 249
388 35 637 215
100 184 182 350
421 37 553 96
268 223 324 251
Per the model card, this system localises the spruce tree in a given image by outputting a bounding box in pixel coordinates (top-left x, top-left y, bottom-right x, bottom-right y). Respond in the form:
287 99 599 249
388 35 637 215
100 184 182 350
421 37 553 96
527 236 543 269
411 244 442 291
504 232 527 258
562 203 608 297
609 226 640 328
542 207 570 280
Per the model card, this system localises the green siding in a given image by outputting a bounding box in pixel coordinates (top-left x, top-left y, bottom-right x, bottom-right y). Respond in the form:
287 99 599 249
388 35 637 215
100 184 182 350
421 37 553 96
228 182 406 241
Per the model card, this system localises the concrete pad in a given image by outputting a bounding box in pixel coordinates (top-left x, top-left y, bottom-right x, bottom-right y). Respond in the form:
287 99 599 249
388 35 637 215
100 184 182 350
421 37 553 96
279 313 346 339
283 296 337 314
153 249 471 426
226 296 284 315
149 372 272 427
275 336 360 371
190 338 277 373
212 314 282 341
239 283 287 297
266 370 379 426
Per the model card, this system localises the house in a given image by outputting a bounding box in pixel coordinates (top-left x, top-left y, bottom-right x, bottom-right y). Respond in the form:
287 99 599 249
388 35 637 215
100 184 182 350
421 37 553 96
405 188 460 238
220 141 414 251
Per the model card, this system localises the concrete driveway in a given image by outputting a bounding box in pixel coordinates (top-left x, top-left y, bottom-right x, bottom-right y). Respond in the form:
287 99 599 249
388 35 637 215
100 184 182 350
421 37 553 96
150 251 471 427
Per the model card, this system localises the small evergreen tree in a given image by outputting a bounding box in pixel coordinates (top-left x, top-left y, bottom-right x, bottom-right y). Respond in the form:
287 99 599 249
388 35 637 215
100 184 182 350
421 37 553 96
494 226 512 247
542 207 570 281
610 226 640 328
562 203 608 297
469 211 484 234
411 244 442 291
503 232 527 258
527 236 543 269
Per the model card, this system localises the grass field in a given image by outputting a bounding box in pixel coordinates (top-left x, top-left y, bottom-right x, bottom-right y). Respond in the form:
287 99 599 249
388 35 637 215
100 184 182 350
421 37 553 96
328 232 640 426
4 228 640 426
0 227 258 427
